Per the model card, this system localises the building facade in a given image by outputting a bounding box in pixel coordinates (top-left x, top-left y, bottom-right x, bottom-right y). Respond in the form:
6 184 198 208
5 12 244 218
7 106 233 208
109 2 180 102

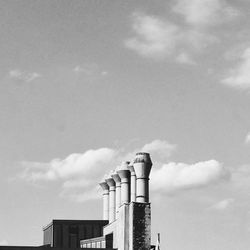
43 220 108 248
0 152 154 250
81 152 153 250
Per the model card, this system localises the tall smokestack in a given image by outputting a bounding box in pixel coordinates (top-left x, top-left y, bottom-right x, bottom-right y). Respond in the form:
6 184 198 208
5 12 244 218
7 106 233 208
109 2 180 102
133 152 152 203
128 162 136 202
99 180 109 220
117 161 131 204
105 174 116 223
111 169 121 219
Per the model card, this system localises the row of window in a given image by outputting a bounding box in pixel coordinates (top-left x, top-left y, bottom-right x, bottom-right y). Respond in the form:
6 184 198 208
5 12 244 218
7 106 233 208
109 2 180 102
81 240 106 248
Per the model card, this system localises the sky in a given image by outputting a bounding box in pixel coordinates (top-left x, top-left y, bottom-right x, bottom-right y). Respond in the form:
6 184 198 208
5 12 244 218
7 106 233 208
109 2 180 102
1 0 250 249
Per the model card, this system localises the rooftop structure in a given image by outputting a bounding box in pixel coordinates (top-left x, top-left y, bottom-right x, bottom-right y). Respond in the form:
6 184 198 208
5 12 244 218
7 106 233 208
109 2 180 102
92 152 153 250
43 220 108 248
0 152 154 250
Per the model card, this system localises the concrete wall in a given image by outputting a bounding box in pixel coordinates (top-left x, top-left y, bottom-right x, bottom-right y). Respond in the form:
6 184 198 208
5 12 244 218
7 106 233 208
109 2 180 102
117 204 129 250
103 202 151 250
103 220 117 249
103 203 130 250
43 223 53 246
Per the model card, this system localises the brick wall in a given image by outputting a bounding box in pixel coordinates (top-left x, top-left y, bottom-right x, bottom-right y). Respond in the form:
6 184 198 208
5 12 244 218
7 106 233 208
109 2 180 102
130 203 151 250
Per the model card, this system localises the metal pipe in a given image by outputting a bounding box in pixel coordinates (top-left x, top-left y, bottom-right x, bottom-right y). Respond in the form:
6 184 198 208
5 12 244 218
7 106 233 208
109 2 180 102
105 175 116 223
111 170 121 219
99 180 109 220
117 161 131 204
133 152 152 203
128 162 136 202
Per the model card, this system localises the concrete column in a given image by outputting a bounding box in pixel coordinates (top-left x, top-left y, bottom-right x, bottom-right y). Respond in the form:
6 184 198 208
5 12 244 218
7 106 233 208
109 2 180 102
133 152 152 203
99 181 109 220
117 161 131 204
128 163 136 202
111 170 121 219
105 176 116 223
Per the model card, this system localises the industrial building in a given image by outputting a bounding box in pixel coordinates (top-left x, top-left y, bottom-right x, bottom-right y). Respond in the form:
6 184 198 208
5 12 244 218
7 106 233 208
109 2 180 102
43 220 108 248
0 152 154 250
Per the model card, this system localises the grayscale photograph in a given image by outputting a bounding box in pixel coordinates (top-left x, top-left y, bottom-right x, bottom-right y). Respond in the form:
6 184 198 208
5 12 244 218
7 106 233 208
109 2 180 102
0 1 249 250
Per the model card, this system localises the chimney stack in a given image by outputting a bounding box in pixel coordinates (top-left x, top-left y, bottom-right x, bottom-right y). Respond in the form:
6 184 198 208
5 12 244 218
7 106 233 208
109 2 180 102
111 169 121 219
117 161 131 204
128 162 136 202
105 174 116 223
99 180 109 220
133 152 152 203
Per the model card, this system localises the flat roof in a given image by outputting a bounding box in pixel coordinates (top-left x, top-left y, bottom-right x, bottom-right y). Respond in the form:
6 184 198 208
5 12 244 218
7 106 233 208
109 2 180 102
43 220 108 231
0 247 116 250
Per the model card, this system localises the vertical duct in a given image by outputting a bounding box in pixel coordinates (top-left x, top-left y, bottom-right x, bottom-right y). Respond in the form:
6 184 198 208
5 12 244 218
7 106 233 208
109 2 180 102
99 180 110 220
117 161 131 204
128 163 136 202
133 152 152 203
105 174 116 223
111 170 121 219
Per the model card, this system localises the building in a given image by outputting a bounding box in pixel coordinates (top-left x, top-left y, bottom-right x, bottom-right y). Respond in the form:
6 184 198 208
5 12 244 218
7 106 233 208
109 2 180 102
43 220 108 248
0 152 154 250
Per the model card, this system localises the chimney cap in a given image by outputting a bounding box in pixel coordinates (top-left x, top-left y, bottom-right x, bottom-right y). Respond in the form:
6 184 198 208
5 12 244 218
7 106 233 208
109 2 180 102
105 170 116 180
99 180 109 190
128 162 135 172
136 152 150 156
134 152 152 165
111 171 121 183
117 161 130 171
109 169 116 176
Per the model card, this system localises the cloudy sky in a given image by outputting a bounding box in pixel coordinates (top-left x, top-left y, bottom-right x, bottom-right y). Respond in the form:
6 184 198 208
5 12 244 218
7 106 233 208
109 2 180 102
1 0 250 249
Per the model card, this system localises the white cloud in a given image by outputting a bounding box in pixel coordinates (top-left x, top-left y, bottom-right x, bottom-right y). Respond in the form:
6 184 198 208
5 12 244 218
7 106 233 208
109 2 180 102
222 48 250 89
208 198 234 210
73 64 107 77
21 139 174 183
20 140 228 201
60 186 101 203
141 139 176 161
0 240 8 246
125 13 179 59
245 132 250 144
22 148 116 182
173 0 238 27
124 12 217 62
21 148 117 201
120 139 176 165
9 69 41 82
151 160 230 193
20 162 52 182
125 1 239 62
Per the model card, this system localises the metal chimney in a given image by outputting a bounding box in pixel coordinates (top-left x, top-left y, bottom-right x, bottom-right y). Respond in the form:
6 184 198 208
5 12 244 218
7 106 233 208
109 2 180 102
99 180 109 220
111 169 121 219
133 152 152 203
128 162 136 202
105 174 116 223
117 161 131 204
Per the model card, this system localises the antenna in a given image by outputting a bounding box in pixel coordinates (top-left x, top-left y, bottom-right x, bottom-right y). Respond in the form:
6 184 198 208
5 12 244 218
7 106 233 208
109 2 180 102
156 233 160 250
